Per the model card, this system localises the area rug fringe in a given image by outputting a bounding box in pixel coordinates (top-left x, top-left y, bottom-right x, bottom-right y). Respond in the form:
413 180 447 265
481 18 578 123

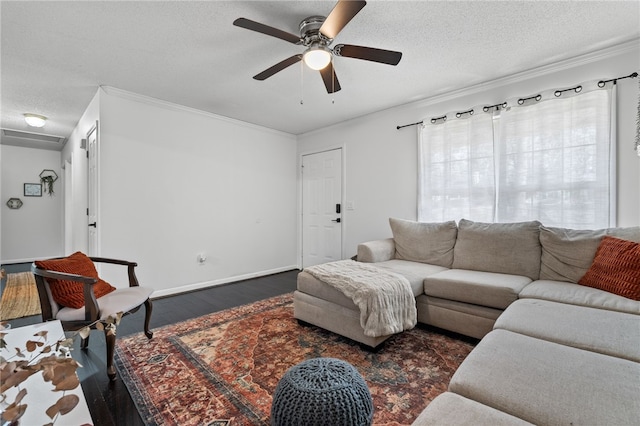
0 272 41 320
115 293 475 426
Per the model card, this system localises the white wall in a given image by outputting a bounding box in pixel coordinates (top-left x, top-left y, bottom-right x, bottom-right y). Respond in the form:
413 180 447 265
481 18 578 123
1 145 63 262
0 144 2 262
95 88 298 295
297 42 640 257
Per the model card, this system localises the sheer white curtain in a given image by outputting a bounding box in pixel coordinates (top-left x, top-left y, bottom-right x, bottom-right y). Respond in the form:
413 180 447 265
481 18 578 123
497 85 615 228
418 111 495 222
418 81 615 229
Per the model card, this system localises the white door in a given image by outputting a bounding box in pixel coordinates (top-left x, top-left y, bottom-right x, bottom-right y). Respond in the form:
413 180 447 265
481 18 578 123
302 149 342 268
87 123 99 256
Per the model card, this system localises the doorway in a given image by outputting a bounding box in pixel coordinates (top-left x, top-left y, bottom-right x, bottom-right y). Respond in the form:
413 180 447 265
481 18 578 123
301 148 343 268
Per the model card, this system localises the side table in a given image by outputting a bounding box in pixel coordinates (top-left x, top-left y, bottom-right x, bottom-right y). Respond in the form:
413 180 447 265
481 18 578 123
0 320 93 425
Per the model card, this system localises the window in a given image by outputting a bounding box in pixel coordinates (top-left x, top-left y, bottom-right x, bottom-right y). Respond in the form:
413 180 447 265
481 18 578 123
497 90 613 227
418 113 495 222
418 84 614 229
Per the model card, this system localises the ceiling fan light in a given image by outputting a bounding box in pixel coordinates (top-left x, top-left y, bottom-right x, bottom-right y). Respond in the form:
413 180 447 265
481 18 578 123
24 113 47 128
303 46 332 70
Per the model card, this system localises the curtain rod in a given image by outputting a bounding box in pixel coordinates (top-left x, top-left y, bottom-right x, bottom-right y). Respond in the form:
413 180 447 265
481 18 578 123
396 120 423 130
396 71 638 130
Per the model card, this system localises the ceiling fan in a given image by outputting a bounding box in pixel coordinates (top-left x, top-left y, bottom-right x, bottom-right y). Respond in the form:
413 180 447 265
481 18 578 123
233 0 402 94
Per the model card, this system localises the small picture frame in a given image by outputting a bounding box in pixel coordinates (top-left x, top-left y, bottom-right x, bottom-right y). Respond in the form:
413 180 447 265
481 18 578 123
24 183 42 197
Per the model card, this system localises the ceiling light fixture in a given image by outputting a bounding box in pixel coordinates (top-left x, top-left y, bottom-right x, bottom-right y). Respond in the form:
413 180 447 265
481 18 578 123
303 44 332 70
24 113 47 128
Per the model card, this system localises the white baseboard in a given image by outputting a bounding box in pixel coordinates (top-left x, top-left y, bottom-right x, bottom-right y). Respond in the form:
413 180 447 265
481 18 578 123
150 265 299 299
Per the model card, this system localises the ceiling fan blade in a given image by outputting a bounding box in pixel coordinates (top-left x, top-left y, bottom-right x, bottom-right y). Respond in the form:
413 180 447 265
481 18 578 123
253 55 302 81
319 62 341 94
233 18 301 44
320 0 367 39
334 44 402 65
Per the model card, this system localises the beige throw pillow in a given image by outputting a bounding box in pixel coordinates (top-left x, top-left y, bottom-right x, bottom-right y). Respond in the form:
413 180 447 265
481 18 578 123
452 219 542 280
539 225 640 283
389 218 458 268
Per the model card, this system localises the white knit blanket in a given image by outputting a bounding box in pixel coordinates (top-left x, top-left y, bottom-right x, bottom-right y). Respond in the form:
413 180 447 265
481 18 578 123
304 260 417 337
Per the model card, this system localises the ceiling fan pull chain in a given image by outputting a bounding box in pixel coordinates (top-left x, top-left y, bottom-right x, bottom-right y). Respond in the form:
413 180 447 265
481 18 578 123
300 59 304 105
332 61 335 104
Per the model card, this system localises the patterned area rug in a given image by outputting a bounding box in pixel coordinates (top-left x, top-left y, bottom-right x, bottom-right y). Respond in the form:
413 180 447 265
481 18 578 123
115 293 475 426
0 272 41 320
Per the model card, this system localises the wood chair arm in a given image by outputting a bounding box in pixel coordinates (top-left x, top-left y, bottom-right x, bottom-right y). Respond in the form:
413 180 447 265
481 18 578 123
31 266 98 285
89 257 140 288
89 257 137 267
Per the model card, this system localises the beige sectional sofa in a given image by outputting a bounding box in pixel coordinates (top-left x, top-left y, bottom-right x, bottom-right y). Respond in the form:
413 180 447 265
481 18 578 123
293 218 640 424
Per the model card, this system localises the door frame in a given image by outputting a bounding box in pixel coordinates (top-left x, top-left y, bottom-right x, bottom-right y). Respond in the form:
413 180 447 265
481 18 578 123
62 156 73 255
298 144 347 269
86 121 99 257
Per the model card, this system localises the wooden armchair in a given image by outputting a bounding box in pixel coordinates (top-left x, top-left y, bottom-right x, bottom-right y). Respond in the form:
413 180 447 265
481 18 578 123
31 256 153 381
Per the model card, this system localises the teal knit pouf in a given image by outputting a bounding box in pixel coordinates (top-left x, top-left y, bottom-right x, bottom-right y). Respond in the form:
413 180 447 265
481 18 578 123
270 357 374 426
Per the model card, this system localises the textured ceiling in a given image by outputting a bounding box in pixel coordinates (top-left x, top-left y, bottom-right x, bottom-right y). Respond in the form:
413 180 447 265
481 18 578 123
1 1 639 147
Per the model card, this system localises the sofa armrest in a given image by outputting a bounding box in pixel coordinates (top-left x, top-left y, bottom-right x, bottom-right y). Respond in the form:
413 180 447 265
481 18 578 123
357 238 396 263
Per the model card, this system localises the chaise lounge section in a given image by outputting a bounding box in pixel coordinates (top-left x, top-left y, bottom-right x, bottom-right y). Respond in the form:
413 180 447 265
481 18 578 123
293 217 640 424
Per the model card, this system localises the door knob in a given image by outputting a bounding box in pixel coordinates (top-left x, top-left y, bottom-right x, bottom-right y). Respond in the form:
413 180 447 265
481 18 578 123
331 218 341 223
88 222 97 228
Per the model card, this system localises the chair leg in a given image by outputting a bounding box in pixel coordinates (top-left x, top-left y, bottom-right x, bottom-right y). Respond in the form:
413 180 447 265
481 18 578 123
143 298 153 339
81 334 90 350
104 327 117 381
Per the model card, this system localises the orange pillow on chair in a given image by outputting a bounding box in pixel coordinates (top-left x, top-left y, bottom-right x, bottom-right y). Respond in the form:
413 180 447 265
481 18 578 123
578 236 640 301
35 252 116 309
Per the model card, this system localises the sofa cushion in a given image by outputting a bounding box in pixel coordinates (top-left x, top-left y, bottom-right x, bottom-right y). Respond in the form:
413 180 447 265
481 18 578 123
424 269 531 309
56 286 153 322
494 299 640 362
449 329 640 426
297 271 358 310
375 259 448 293
539 225 640 283
412 392 533 426
297 261 447 311
389 218 458 268
518 280 640 314
578 236 640 300
452 219 541 280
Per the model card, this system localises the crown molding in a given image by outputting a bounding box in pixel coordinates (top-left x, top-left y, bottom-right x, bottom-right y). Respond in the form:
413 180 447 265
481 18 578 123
404 38 640 111
99 86 296 140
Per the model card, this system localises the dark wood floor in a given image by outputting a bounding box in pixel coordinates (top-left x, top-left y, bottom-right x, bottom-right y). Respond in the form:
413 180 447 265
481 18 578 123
5 269 300 426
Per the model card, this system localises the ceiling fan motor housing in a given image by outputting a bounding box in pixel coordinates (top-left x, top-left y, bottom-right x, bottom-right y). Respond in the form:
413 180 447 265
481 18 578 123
299 16 332 46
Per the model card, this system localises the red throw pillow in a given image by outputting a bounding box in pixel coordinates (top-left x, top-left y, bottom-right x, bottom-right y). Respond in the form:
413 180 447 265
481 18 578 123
578 236 640 301
35 252 116 309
